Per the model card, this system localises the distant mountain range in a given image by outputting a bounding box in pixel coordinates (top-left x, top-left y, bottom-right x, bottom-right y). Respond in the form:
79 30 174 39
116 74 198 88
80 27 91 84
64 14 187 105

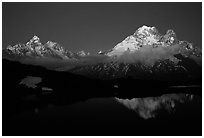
3 35 91 60
3 25 202 81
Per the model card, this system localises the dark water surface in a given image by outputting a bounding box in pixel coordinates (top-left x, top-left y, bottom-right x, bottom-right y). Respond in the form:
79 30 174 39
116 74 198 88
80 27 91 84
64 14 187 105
3 95 201 136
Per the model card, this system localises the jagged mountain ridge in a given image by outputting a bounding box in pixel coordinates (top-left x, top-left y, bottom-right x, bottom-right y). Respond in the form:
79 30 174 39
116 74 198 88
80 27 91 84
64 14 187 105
3 35 89 60
3 25 202 81
106 25 200 57
68 54 201 81
66 26 201 80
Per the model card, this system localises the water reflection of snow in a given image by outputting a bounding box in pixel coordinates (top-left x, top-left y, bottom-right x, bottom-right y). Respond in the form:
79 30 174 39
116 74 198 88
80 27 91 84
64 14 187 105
20 76 42 88
115 93 194 119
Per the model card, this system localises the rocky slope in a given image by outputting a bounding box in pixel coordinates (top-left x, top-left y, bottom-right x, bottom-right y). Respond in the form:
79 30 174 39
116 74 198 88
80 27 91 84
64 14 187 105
68 26 201 81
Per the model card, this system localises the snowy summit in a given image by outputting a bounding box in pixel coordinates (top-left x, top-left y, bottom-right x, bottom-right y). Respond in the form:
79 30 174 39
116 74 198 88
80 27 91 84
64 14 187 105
107 25 177 56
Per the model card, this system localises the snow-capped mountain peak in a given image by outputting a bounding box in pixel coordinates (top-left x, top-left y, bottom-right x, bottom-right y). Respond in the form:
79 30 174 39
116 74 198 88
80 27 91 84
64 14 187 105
107 25 178 57
4 35 94 60
4 36 74 59
107 25 161 56
133 25 161 45
134 25 158 37
26 35 42 47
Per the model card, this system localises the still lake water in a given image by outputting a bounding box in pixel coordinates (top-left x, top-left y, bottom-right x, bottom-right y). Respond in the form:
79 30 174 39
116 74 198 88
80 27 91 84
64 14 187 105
4 95 202 136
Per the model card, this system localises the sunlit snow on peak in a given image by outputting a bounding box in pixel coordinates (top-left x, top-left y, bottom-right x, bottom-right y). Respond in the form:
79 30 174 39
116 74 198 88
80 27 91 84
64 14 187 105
107 25 164 57
26 35 41 46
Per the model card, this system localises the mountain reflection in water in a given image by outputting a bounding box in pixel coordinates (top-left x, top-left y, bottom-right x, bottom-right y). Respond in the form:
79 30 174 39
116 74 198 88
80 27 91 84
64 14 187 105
115 93 194 119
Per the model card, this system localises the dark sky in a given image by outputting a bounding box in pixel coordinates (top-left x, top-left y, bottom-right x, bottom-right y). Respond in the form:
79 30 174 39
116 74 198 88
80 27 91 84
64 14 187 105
3 2 202 53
